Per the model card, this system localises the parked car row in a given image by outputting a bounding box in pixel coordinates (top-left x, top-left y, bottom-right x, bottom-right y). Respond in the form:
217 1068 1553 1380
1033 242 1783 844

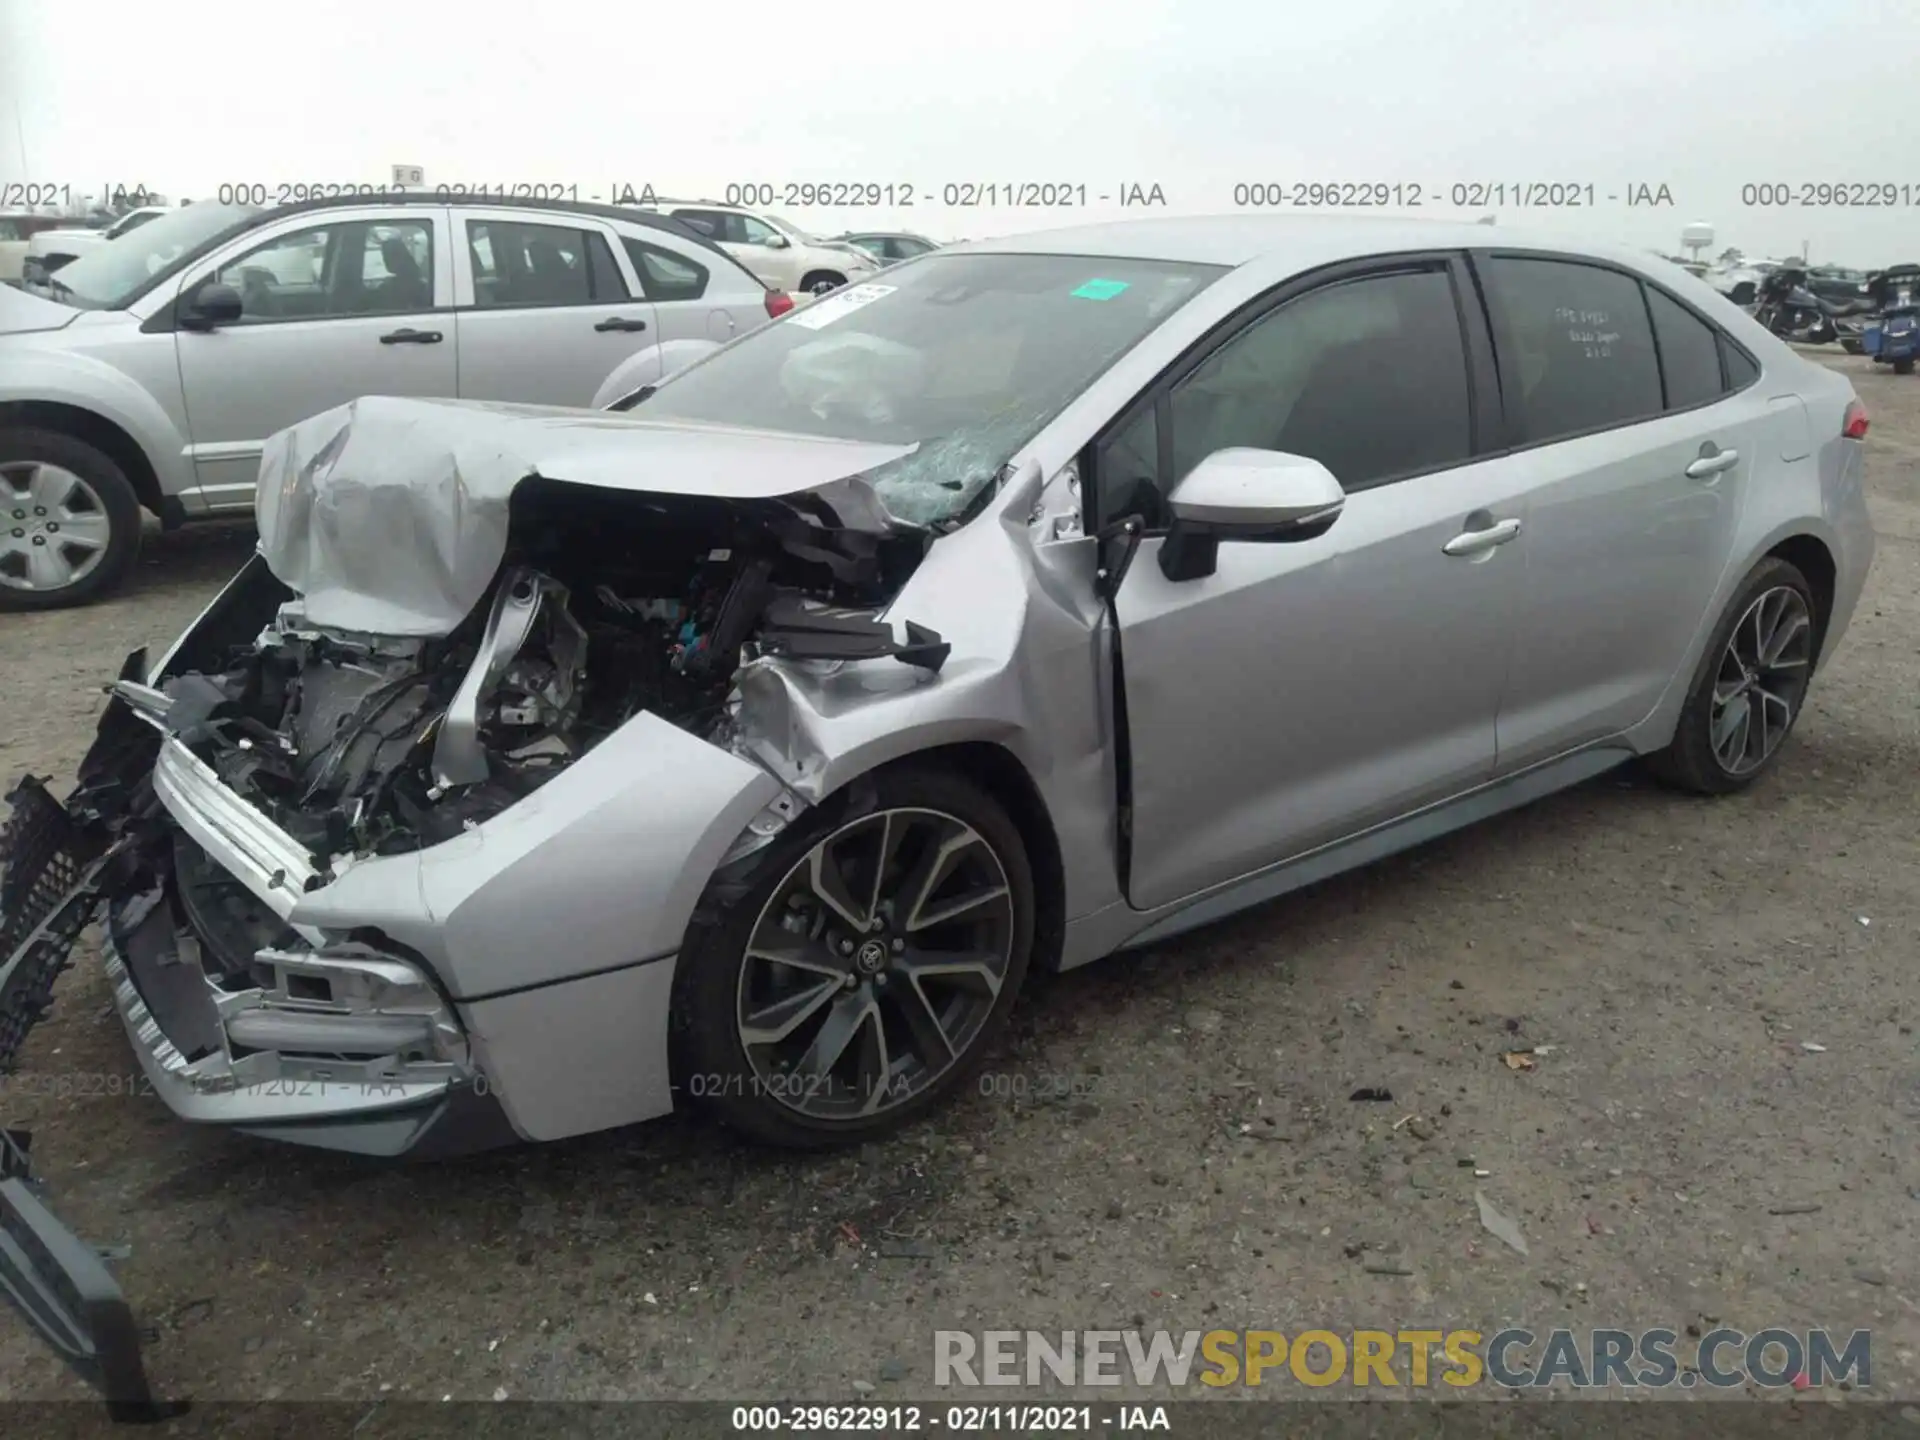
0 195 796 610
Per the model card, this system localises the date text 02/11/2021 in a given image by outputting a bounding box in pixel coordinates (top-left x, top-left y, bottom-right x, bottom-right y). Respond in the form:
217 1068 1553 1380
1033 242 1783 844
1227 181 1677 208
720 183 1169 208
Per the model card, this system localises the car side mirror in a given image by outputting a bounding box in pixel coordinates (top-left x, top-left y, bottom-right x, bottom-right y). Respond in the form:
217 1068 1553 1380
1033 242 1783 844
764 234 791 249
180 281 243 331
1158 448 1346 582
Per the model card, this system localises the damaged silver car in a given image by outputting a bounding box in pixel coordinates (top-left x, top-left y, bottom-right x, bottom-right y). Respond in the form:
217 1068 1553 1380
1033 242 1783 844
0 219 1876 1155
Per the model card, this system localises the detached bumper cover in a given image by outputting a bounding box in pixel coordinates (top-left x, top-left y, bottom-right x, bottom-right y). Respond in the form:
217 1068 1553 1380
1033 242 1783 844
1 1129 171 1420
0 787 168 1418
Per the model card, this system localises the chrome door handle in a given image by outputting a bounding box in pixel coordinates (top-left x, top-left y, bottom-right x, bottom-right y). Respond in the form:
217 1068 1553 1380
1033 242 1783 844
1686 448 1740 479
1442 517 1522 557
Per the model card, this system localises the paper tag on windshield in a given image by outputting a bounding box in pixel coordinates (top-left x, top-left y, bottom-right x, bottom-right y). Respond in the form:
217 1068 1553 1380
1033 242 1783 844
785 283 897 330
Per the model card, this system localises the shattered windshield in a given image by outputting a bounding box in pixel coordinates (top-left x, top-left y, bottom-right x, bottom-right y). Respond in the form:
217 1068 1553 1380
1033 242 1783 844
634 252 1227 526
47 202 258 309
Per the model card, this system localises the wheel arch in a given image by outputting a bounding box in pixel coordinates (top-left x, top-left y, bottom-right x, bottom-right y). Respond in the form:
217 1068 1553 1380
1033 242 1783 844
758 734 1069 977
1765 532 1836 661
880 740 1067 975
0 399 173 523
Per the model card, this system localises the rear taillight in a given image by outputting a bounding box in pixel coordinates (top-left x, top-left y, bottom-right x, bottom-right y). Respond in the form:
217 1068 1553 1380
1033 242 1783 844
764 289 794 319
1843 399 1870 439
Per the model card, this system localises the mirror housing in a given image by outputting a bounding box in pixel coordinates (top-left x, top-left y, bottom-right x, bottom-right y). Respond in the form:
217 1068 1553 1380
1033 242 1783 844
764 233 791 249
1158 448 1346 582
179 281 243 331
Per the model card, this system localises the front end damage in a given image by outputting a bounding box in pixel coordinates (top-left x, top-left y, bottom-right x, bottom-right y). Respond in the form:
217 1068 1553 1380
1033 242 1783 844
0 396 955 1164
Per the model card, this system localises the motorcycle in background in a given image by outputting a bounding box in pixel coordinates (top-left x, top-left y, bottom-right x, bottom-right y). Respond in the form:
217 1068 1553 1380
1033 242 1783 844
1863 266 1920 375
1752 265 1876 347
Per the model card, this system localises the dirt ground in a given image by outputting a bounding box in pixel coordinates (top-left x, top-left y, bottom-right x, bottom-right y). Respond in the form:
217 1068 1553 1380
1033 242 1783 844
1 354 1917 1414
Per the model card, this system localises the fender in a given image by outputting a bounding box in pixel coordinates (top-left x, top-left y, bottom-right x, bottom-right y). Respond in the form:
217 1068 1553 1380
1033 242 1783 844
1621 513 1846 756
588 338 721 411
0 346 193 499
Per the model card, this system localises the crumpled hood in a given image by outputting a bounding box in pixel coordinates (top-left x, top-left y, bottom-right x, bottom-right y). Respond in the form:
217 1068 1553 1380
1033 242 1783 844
255 395 919 636
0 281 80 336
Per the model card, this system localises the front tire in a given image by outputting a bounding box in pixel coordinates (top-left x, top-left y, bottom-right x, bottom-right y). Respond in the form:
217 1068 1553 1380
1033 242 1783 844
800 271 847 296
1896 357 1915 375
1647 557 1818 795
0 428 143 612
671 765 1035 1149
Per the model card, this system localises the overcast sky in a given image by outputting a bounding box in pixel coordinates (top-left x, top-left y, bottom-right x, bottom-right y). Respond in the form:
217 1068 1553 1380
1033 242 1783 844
3 0 1916 264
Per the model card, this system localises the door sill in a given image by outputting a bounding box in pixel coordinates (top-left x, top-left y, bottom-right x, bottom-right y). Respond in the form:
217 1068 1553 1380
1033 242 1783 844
1117 745 1634 952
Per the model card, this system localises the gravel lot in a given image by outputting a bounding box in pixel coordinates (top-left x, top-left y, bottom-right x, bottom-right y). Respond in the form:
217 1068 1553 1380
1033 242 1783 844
1 353 1917 1411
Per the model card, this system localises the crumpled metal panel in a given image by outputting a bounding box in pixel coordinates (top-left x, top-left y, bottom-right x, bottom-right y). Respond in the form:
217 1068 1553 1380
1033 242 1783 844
253 394 919 637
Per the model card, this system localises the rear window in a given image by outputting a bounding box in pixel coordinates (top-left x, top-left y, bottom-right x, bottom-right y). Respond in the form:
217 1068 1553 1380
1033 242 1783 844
638 252 1226 526
1482 257 1663 444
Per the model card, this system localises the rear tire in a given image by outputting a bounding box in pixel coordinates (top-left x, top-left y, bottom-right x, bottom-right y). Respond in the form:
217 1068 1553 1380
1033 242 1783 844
0 428 143 613
1646 557 1819 795
670 765 1035 1149
1896 357 1915 375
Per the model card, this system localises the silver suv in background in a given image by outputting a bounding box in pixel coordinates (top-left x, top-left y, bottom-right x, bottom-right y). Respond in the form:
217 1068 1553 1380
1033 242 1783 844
0 196 788 611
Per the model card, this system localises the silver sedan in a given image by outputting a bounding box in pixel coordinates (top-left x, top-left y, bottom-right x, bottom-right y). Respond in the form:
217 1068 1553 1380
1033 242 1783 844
1 215 1875 1155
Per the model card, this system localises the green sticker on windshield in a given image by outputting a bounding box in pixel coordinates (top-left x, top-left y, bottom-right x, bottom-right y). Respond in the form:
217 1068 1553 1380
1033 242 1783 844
1071 278 1130 300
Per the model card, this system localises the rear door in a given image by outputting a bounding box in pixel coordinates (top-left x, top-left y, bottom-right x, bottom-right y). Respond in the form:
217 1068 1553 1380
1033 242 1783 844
451 210 658 406
173 208 455 507
618 231 754 353
1470 253 1764 770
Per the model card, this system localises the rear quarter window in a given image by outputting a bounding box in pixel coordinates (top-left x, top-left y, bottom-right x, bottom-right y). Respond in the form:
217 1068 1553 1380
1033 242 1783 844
1645 286 1727 410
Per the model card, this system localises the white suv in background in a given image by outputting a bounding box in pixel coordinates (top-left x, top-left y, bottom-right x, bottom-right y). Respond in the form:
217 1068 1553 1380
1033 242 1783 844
21 206 175 289
656 202 882 294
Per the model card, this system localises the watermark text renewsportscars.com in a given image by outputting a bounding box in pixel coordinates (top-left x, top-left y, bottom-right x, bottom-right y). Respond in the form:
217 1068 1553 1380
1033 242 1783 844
934 1327 1872 1390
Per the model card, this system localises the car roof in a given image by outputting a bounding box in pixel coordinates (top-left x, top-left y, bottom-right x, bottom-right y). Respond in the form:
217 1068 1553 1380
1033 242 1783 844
953 213 1678 276
114 192 767 308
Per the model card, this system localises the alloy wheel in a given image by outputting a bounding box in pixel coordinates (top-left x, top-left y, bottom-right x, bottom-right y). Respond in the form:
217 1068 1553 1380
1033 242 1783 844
0 461 112 593
735 806 1015 1121
1709 585 1813 777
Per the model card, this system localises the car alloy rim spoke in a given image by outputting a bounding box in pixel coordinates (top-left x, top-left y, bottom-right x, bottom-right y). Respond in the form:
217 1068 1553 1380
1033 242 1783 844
1708 585 1811 775
737 805 1015 1121
1711 692 1749 762
794 990 876 1082
806 837 871 933
50 511 110 550
24 463 80 511
894 971 959 1064
739 975 843 1047
896 947 1006 1001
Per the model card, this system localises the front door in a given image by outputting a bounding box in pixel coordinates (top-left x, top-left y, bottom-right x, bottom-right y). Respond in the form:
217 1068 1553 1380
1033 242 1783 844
1104 260 1526 911
174 210 455 509
452 213 660 406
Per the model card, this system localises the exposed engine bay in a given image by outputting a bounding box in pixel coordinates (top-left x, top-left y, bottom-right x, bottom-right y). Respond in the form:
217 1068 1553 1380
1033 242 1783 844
128 480 949 866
